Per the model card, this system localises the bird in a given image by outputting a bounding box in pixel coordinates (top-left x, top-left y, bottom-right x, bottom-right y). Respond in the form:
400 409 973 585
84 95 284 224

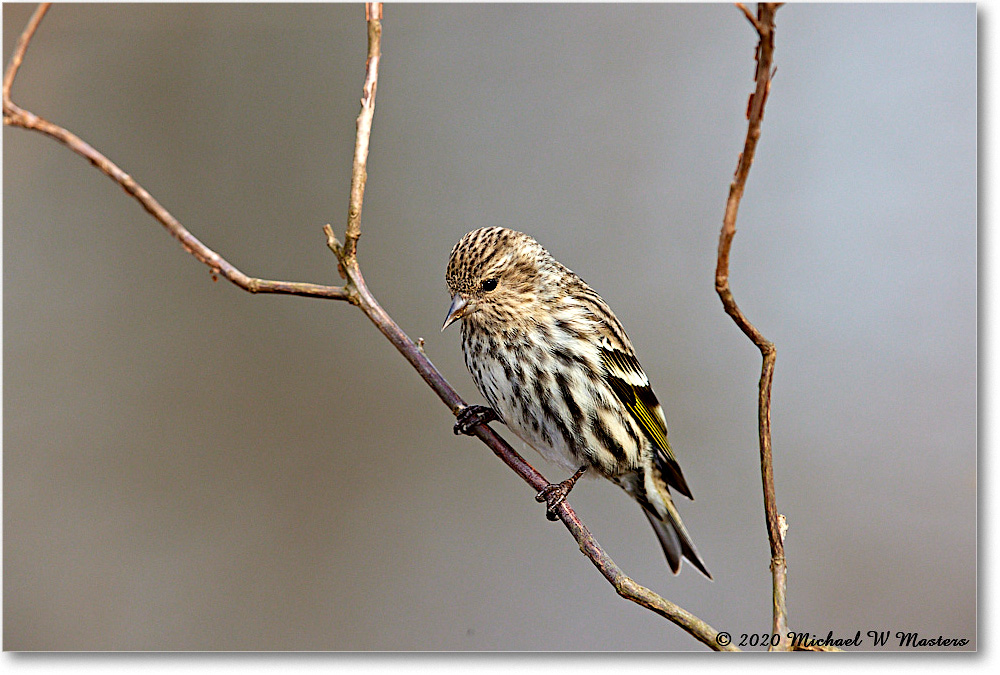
442 226 710 578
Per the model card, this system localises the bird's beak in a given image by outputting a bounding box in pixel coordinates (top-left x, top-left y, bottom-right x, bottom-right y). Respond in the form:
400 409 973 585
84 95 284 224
441 293 470 332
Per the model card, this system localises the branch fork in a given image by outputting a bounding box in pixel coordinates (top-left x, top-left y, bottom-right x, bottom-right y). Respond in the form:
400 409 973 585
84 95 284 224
4 1 797 651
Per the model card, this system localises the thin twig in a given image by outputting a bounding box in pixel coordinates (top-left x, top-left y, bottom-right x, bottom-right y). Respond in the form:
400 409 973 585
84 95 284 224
734 2 762 33
715 2 792 651
341 1 382 264
5 2 736 650
1 2 49 103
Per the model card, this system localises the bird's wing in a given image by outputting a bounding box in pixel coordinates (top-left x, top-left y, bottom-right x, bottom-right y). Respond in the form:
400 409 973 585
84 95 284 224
598 336 694 500
565 282 694 500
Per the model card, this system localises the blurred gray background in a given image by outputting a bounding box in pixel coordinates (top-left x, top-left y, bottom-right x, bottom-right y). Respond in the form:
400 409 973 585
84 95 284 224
3 3 976 650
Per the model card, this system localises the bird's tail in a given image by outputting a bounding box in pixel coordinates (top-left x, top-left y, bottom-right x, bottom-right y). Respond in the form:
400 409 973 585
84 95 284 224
643 498 712 579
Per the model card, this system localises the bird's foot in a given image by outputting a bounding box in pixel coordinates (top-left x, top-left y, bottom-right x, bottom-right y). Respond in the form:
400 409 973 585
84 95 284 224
453 405 500 435
535 465 589 521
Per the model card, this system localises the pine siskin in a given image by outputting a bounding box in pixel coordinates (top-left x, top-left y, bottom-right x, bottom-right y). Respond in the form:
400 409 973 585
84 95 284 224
443 227 711 578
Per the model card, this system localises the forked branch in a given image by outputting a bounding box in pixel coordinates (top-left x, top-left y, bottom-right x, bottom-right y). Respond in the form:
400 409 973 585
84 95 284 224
3 1 740 650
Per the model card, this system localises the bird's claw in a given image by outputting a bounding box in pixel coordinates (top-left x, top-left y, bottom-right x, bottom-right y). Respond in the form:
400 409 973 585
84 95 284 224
535 465 588 521
453 405 499 435
535 483 571 520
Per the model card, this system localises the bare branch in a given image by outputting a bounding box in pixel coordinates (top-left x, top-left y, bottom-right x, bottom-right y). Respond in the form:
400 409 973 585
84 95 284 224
734 3 762 33
1 2 49 103
715 3 797 651
342 1 383 264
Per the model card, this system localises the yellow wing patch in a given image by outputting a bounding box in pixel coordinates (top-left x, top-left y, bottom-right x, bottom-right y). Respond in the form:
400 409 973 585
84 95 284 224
600 346 692 499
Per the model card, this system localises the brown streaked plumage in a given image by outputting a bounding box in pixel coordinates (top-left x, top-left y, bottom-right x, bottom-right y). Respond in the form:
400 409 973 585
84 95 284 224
444 227 710 578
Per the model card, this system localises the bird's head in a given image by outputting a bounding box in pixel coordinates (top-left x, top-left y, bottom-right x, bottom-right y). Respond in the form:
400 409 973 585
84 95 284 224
442 227 560 332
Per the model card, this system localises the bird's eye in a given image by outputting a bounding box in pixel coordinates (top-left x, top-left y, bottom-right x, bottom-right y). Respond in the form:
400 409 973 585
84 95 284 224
481 278 499 292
